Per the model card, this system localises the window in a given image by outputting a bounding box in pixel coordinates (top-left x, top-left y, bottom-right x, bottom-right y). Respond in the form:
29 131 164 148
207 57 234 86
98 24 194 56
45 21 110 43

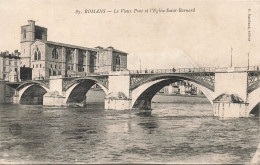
34 51 37 60
49 69 52 76
35 27 42 40
33 64 34 68
83 55 86 64
3 74 6 79
23 29 26 39
15 61 17 66
3 67 6 72
40 64 42 68
38 51 41 60
116 55 120 65
36 64 38 68
52 48 59 59
82 68 84 71
15 68 17 72
34 48 41 60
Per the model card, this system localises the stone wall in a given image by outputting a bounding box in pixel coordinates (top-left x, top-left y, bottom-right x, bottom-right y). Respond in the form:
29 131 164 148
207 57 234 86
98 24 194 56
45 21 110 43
31 41 47 79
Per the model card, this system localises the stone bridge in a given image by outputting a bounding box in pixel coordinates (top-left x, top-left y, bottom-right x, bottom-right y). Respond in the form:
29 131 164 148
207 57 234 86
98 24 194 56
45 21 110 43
6 65 260 118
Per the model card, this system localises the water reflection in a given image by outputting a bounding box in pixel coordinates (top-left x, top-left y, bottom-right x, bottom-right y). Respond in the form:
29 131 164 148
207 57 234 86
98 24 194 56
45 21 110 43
0 103 258 164
135 111 159 134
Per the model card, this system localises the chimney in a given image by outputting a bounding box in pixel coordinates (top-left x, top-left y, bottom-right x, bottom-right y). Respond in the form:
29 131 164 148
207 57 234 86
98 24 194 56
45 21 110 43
107 46 114 51
28 20 35 25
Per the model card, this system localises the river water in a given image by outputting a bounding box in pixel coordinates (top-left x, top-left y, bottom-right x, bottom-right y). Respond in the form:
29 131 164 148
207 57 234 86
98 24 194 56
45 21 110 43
0 102 259 164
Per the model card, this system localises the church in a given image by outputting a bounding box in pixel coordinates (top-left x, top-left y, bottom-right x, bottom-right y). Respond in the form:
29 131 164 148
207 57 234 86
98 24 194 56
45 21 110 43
20 20 128 80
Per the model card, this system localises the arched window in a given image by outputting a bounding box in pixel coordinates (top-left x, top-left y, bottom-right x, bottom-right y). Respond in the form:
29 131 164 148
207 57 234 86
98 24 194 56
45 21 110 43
116 55 120 65
49 69 52 76
52 48 58 59
23 29 26 39
33 48 41 60
34 51 37 60
38 51 41 60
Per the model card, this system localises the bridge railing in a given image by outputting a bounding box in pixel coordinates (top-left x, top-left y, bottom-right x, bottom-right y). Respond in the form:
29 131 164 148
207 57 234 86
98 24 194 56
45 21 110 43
66 71 110 77
233 66 260 71
63 65 260 77
246 65 260 71
129 65 260 74
130 67 223 74
85 72 109 76
215 67 229 72
234 67 248 71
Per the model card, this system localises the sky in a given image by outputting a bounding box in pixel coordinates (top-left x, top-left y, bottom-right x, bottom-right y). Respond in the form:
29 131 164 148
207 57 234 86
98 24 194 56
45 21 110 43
0 0 259 70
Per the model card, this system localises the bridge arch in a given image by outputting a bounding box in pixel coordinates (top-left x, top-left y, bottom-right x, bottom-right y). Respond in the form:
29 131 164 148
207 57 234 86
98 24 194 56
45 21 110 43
16 81 49 91
18 83 50 105
131 74 215 109
247 87 260 116
64 78 108 105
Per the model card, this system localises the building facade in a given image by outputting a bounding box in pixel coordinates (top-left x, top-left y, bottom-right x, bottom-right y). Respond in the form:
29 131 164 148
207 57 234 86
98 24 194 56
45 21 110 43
159 81 204 96
20 20 128 80
0 50 20 81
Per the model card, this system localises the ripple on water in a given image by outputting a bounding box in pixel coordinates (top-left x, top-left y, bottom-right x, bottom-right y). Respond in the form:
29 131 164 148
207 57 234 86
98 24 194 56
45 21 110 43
0 103 258 164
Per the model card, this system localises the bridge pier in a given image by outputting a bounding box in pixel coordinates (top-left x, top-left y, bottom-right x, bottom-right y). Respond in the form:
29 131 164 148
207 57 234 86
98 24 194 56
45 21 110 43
104 97 132 110
43 75 67 106
213 102 249 118
213 72 250 118
105 70 132 110
43 91 66 106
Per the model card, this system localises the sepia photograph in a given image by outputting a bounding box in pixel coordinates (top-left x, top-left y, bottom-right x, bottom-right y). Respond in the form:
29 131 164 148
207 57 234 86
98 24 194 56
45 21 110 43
0 0 259 164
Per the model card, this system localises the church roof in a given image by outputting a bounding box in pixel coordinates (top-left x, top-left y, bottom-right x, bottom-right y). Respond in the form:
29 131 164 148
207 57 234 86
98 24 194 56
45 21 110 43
46 41 96 52
97 46 128 54
46 41 128 54
111 48 128 55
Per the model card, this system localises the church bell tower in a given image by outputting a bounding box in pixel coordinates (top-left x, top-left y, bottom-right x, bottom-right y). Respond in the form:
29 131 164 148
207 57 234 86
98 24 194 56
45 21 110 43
20 20 47 67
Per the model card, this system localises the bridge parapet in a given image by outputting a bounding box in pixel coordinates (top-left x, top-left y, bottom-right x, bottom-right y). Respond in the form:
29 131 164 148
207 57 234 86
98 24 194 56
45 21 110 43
130 72 215 91
129 65 260 74
62 76 109 91
248 71 260 93
36 79 50 88
130 67 218 74
234 65 260 72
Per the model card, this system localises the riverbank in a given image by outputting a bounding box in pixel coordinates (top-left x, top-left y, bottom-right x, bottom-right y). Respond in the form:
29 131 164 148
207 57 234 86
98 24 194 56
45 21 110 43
86 90 210 104
152 94 210 104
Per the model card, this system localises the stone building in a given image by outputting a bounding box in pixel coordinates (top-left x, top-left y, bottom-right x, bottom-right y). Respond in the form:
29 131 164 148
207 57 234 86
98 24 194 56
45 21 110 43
0 50 20 81
20 20 128 80
159 81 203 95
